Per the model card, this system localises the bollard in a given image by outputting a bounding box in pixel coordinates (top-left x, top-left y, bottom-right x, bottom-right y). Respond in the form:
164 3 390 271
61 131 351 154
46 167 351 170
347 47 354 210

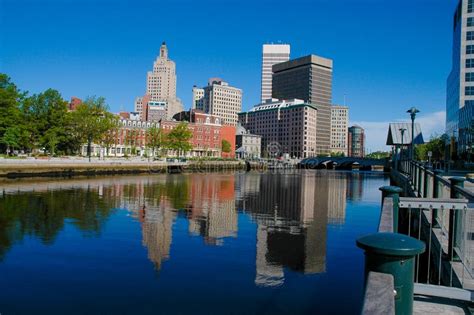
423 164 430 198
380 186 403 233
448 177 465 261
357 233 425 315
431 169 443 228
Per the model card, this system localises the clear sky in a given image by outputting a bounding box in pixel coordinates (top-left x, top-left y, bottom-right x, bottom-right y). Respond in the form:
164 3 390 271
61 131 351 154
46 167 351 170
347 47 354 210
0 0 455 151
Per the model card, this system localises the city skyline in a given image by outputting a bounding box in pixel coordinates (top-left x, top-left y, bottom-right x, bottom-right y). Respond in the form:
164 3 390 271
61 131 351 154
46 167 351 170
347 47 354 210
1 0 453 151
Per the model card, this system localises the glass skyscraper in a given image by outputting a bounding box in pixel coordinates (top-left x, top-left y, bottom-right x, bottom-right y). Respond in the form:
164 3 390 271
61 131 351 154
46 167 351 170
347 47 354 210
447 0 474 151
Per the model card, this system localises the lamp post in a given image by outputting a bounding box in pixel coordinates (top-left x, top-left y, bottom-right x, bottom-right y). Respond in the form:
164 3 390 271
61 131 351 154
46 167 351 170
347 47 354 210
407 107 420 160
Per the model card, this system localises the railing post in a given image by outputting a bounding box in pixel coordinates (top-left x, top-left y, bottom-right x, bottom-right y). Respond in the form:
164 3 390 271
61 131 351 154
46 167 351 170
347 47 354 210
417 165 423 197
431 169 443 228
448 176 465 261
357 233 425 315
379 186 403 233
423 164 430 198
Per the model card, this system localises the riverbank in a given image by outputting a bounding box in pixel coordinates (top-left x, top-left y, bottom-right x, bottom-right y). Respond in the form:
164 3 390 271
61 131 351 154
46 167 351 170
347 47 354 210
0 158 250 178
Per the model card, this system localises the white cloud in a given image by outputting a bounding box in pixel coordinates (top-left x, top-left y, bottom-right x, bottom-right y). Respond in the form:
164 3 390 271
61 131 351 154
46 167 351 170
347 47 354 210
351 111 446 153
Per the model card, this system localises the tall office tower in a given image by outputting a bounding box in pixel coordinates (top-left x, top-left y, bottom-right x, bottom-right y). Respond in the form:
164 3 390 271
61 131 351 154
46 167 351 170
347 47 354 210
147 42 177 101
260 44 290 102
447 0 474 152
330 105 349 156
272 55 333 155
348 125 365 158
135 42 183 120
192 86 205 110
198 78 242 126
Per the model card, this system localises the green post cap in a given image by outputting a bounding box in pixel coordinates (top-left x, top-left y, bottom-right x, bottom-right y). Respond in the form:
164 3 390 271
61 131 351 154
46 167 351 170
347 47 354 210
356 233 425 257
379 186 403 193
449 177 465 185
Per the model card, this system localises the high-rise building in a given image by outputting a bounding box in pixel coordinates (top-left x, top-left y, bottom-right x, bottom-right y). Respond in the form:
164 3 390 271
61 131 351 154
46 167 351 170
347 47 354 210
348 125 365 158
238 99 317 158
330 105 349 156
147 42 176 101
447 0 474 152
134 42 183 120
195 78 242 126
260 44 290 102
272 55 333 155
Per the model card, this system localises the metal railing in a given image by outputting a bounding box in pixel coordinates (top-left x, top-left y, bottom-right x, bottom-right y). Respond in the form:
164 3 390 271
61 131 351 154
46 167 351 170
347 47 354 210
393 160 474 296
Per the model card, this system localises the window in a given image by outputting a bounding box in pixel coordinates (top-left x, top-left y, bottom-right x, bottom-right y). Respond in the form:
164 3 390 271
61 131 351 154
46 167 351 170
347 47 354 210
466 86 474 95
468 31 474 41
468 45 474 55
469 17 474 27
467 72 474 82
467 59 474 68
470 0 474 13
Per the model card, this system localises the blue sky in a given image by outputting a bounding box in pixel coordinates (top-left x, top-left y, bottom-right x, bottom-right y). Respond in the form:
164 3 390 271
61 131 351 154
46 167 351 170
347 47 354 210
0 0 455 151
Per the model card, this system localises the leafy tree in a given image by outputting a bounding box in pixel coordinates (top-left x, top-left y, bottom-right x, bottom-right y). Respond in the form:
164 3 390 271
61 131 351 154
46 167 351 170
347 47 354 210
222 139 231 154
70 96 117 161
1 127 23 154
166 122 193 157
330 151 344 157
101 118 119 157
0 74 25 154
22 89 71 155
366 151 390 159
146 126 166 158
415 135 446 161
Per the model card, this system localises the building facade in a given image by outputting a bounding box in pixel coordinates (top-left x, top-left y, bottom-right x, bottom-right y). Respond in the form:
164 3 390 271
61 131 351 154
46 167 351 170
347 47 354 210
236 124 262 159
330 105 349 156
261 44 290 102
68 97 82 111
194 78 242 126
172 109 236 157
447 0 474 152
238 99 317 158
348 125 365 158
272 55 333 155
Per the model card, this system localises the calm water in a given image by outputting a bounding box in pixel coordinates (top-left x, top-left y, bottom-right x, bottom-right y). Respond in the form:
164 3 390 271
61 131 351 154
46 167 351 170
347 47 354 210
0 170 388 315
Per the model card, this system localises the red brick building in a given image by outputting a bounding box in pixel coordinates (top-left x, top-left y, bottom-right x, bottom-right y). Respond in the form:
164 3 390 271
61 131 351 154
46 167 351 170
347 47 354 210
69 97 82 111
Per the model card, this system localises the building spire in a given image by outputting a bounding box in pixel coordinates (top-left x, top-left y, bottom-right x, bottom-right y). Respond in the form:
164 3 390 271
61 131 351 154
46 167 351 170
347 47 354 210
160 42 168 59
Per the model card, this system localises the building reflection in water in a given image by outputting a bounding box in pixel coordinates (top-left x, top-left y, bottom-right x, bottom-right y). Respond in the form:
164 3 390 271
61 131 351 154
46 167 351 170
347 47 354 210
236 170 347 287
346 172 364 201
0 171 347 284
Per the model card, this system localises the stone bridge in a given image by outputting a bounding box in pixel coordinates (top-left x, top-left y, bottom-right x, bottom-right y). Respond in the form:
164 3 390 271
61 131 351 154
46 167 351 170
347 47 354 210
299 157 389 171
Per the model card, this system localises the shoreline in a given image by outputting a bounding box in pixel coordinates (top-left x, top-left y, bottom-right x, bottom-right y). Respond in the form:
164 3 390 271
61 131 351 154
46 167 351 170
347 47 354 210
0 160 251 179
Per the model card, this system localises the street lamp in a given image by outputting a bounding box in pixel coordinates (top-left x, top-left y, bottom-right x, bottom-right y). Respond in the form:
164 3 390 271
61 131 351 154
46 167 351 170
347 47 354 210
407 107 420 160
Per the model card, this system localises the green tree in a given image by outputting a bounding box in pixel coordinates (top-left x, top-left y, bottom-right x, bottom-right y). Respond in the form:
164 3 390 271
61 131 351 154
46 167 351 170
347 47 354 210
22 89 71 155
330 151 344 157
415 135 446 161
101 118 119 157
70 96 117 161
146 126 166 158
366 151 390 159
222 139 231 154
166 122 193 157
0 74 25 154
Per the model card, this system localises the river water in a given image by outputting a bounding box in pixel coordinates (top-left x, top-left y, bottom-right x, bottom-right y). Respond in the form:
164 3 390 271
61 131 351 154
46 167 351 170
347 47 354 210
0 170 388 315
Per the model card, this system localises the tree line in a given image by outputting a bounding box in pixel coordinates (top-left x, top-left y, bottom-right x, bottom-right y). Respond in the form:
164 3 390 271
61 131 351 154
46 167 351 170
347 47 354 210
0 74 196 158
